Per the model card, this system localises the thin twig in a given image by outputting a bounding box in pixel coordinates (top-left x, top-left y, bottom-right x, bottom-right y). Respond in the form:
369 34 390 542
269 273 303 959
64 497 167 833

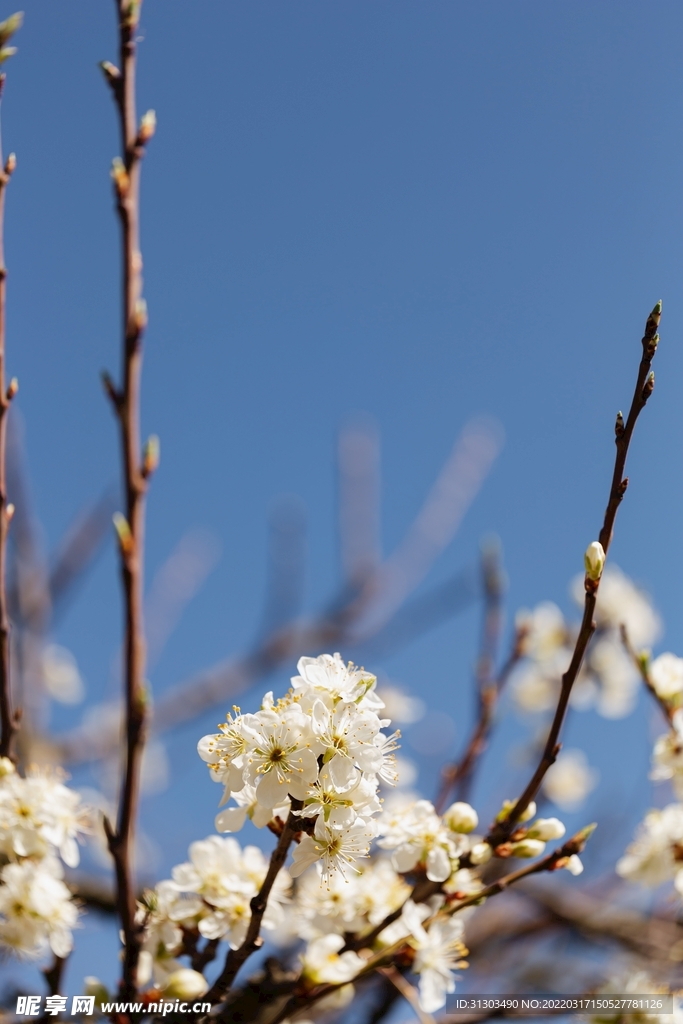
0 63 19 760
206 800 304 1004
621 623 676 727
101 0 155 1000
486 303 660 847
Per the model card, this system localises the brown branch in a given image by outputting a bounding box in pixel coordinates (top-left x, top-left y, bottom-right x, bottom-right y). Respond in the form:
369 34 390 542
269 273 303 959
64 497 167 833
485 302 660 847
620 623 675 727
102 0 155 1001
206 799 304 1005
42 954 66 996
0 59 19 761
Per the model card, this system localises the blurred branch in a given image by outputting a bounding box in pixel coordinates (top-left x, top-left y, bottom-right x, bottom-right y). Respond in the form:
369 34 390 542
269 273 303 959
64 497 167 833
144 528 221 672
435 540 512 812
257 497 306 637
486 303 661 848
47 489 117 618
338 416 381 587
621 623 676 727
348 417 503 641
0 65 19 760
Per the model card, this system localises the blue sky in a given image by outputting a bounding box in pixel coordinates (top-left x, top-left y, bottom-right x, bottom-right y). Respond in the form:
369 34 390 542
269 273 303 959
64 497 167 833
3 0 683 999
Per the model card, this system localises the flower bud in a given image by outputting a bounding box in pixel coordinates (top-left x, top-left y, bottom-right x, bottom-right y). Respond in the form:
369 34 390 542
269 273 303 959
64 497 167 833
444 801 478 834
614 410 624 438
584 541 605 582
113 512 134 557
6 376 18 401
496 798 537 824
527 817 566 841
99 60 120 85
139 109 156 143
161 969 208 1000
110 157 129 197
510 838 546 858
3 152 15 178
563 853 583 875
142 434 160 477
0 47 16 64
0 13 22 48
0 755 14 777
5 503 13 524
469 842 492 865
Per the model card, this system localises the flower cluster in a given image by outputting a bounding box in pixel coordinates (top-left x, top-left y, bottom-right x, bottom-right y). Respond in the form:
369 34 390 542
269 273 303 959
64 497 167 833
137 835 290 988
0 758 90 959
189 654 588 1016
513 567 660 721
198 653 399 880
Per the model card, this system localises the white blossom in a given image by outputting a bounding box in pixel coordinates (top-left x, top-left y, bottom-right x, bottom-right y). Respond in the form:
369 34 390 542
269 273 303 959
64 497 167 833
576 565 661 648
300 932 364 984
651 712 683 797
650 653 683 703
0 856 78 958
377 799 468 883
0 762 91 867
291 817 376 883
402 900 468 1013
169 835 290 947
617 803 683 893
543 749 598 810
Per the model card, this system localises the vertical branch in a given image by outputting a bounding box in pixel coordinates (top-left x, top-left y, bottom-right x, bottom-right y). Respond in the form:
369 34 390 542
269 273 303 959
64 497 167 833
101 0 157 1000
0 18 22 760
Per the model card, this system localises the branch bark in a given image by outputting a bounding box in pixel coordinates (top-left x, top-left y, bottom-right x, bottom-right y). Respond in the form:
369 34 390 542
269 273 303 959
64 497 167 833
102 0 155 1001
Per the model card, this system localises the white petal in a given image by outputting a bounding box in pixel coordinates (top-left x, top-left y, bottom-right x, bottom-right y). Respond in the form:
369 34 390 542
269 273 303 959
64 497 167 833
426 845 451 883
215 806 248 833
290 836 321 877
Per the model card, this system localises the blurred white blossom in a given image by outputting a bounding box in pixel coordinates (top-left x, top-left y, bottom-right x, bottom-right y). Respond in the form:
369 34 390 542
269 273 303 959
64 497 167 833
543 749 598 811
